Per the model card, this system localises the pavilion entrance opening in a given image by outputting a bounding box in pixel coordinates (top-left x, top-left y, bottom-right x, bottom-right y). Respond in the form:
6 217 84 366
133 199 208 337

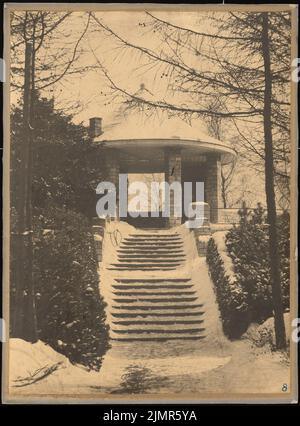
125 173 168 229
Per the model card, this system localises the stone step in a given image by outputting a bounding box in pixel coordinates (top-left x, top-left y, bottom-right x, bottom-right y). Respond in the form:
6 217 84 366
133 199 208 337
109 268 178 272
118 253 185 258
117 248 185 254
118 251 186 259
118 256 185 264
118 247 183 253
108 265 179 270
118 248 183 253
116 254 185 259
127 232 181 236
111 336 206 341
120 242 183 247
112 318 204 326
120 238 182 242
112 303 204 311
101 225 209 342
112 289 196 296
129 234 180 238
112 324 205 333
116 258 185 263
110 330 206 341
112 284 194 290
114 278 191 283
113 295 198 303
111 261 182 266
123 237 182 243
118 243 182 252
111 311 205 318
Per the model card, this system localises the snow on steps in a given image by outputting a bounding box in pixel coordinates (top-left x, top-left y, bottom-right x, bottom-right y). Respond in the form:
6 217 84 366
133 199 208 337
109 274 206 341
109 231 186 272
99 223 207 342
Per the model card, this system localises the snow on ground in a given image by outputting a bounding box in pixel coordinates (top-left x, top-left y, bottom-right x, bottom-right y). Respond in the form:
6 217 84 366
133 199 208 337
8 339 102 397
7 335 290 399
97 344 231 392
243 312 291 348
6 223 292 401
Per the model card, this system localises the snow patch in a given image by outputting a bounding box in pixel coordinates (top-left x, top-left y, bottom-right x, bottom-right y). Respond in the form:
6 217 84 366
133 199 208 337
9 339 102 395
244 313 291 347
98 353 231 389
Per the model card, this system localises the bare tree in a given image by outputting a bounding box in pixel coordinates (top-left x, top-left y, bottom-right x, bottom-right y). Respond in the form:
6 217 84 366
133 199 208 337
11 12 91 88
89 11 290 190
89 10 290 348
11 11 92 341
205 99 237 208
261 12 286 348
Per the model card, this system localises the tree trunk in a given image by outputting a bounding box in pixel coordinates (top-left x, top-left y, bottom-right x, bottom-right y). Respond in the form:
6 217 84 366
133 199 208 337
262 13 286 349
12 42 37 342
221 168 227 208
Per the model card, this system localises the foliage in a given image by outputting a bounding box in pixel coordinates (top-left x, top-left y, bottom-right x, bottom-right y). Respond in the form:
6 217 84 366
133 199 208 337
207 202 290 337
10 96 103 218
10 96 109 369
226 203 289 323
32 206 109 370
225 203 271 322
277 211 290 308
206 238 249 338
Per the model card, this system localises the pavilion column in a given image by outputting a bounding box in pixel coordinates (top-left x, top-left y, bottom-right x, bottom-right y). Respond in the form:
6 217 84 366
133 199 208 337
205 155 222 223
165 148 182 228
105 149 120 220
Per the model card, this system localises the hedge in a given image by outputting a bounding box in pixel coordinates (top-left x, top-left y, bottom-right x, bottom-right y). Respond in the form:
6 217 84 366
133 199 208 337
11 206 109 371
206 238 249 338
206 207 290 339
226 211 290 323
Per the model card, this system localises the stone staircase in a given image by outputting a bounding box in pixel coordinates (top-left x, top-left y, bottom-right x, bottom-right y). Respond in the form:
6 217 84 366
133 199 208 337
105 230 206 341
109 232 185 271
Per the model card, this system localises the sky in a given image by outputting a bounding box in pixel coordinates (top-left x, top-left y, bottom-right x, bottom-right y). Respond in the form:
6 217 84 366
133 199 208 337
27 10 227 128
10 9 270 207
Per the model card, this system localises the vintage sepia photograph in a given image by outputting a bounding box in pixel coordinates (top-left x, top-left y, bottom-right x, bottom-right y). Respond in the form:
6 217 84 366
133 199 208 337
2 3 298 404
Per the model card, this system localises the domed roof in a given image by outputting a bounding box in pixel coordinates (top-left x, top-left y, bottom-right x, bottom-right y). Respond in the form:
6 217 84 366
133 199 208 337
94 111 236 164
